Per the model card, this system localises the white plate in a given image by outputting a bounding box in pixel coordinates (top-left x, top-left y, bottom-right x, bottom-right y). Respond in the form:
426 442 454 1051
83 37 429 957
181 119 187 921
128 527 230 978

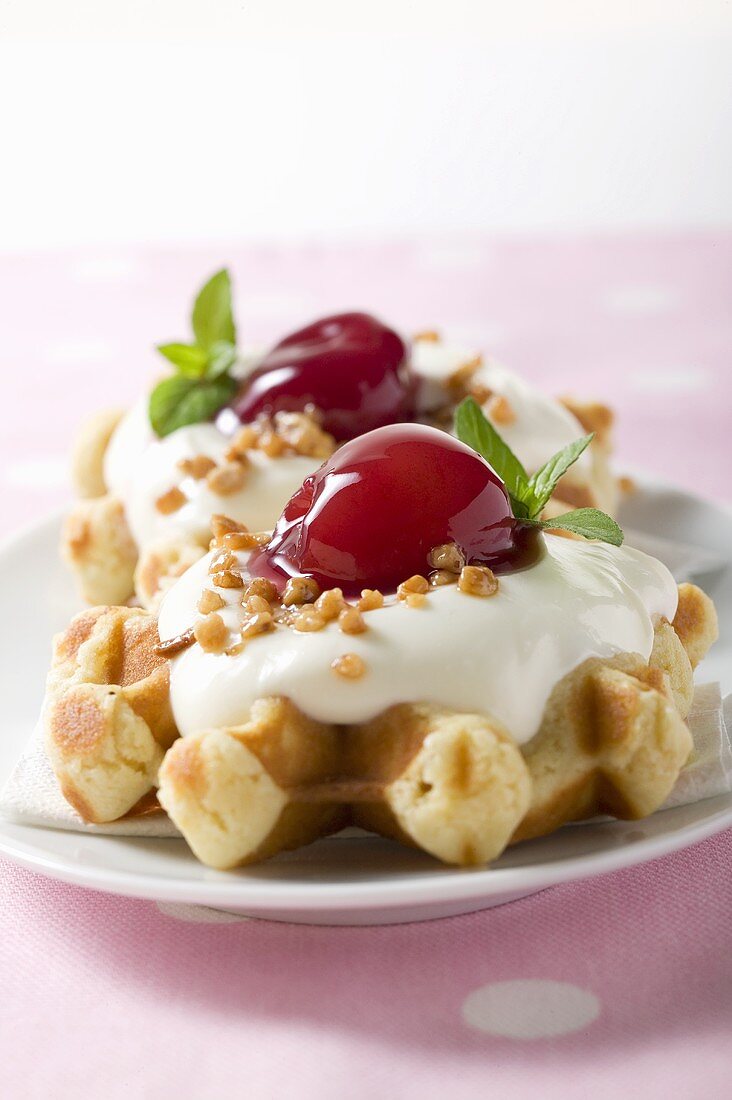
0 480 730 925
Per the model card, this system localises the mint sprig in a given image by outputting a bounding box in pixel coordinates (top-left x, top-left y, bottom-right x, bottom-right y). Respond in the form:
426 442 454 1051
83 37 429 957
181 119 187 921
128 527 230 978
149 269 239 437
455 396 623 547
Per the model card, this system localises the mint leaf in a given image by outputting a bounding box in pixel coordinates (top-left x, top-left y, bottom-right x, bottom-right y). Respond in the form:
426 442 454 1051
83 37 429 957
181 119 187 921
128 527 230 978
191 269 236 350
539 508 624 546
149 374 237 438
455 397 531 518
526 433 594 518
157 342 209 379
205 339 238 380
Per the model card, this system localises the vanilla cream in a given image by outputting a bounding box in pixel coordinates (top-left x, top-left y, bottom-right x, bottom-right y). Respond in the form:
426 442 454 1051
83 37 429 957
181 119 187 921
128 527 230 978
158 536 677 745
412 341 588 474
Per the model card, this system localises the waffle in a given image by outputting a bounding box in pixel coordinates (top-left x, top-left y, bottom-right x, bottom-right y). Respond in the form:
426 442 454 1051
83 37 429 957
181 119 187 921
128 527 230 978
29 582 697 868
156 591 713 870
44 606 178 823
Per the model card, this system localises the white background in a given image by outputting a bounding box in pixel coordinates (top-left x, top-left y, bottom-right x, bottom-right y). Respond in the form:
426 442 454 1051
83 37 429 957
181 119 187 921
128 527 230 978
1 0 731 247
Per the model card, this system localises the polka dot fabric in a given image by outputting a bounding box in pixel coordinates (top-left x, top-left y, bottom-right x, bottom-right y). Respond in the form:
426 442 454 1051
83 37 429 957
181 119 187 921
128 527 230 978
1 236 731 1098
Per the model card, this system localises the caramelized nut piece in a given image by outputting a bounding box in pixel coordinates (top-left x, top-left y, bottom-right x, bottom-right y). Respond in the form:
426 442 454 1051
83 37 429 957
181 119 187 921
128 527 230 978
397 575 429 600
428 542 464 574
258 430 286 458
429 569 458 587
211 569 244 589
211 514 247 542
198 589 226 614
412 329 441 342
274 411 337 459
209 550 237 574
294 609 326 633
245 594 272 615
154 627 195 656
226 425 259 458
177 455 217 480
244 577 279 603
241 611 274 639
458 565 499 597
155 487 187 515
193 613 229 653
222 530 261 551
358 588 384 612
405 592 426 608
206 462 248 496
488 393 516 426
339 607 367 635
331 653 366 679
283 576 321 606
469 383 493 404
314 587 346 622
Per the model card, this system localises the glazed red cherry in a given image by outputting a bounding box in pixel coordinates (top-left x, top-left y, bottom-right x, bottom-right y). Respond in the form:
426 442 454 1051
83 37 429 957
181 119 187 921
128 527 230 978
222 311 414 441
248 423 541 598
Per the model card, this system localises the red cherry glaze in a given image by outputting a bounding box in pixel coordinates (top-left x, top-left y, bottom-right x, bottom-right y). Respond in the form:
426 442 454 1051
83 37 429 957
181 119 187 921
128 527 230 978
248 424 541 598
223 312 414 441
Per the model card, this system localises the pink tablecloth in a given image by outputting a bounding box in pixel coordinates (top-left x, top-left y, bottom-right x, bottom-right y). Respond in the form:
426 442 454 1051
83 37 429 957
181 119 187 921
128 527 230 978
1 235 731 1098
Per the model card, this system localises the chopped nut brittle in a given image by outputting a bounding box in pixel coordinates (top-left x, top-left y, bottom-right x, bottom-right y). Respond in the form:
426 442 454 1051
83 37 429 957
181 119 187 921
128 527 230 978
198 589 226 614
314 587 346 622
245 594 272 615
177 454 217 480
358 588 384 612
211 514 247 541
294 609 326 632
397 575 429 600
446 356 482 394
338 607 367 635
488 393 516 426
193 613 229 653
283 576 321 606
155 486 187 515
206 462 248 496
331 653 366 679
412 329 441 342
273 411 336 459
209 549 238 574
243 577 279 603
222 530 266 551
241 611 274 639
428 542 464 574
458 565 499 597
429 569 458 587
211 569 244 589
405 592 426 608
154 627 195 656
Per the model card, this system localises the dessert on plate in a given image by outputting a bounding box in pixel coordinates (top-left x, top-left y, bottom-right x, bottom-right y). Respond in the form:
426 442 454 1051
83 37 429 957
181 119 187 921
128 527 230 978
44 405 717 870
63 270 619 609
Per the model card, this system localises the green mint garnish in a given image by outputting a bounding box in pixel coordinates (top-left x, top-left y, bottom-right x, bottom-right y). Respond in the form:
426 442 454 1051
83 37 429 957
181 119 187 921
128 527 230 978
149 269 238 437
454 396 623 547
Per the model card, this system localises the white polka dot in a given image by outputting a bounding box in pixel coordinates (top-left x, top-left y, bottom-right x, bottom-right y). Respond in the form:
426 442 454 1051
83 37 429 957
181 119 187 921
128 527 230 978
602 285 677 315
462 980 600 1039
156 902 250 923
629 366 711 393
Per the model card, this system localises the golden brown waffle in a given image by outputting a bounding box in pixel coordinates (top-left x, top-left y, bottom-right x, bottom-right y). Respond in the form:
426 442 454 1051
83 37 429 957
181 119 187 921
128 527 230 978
45 606 179 823
44 583 717 866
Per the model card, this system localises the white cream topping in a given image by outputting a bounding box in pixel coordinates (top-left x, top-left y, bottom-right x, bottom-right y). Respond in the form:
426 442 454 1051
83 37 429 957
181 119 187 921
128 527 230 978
158 536 678 745
104 339 589 551
412 341 586 474
104 401 314 547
